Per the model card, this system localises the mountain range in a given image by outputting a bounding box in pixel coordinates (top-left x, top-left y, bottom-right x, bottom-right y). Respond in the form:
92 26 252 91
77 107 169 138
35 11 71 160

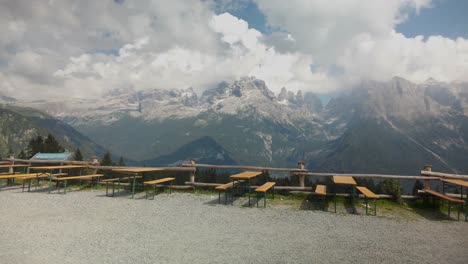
3 76 468 175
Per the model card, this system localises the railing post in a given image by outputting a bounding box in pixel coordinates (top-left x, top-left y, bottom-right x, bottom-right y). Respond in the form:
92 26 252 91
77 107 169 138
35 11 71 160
298 161 305 188
189 160 196 183
8 153 14 174
91 156 99 174
422 165 432 189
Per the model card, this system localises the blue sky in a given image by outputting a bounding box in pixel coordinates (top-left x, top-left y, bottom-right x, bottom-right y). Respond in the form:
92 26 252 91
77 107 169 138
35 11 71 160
397 0 468 38
221 0 468 38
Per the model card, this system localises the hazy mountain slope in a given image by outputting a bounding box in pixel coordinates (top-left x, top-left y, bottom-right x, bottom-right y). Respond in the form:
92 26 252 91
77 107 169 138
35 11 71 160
0 105 105 159
142 136 237 166
313 77 468 174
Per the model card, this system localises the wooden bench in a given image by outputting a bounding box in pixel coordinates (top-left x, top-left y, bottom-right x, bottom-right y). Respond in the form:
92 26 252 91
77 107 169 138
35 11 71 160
215 181 239 204
312 184 328 211
143 177 175 200
53 174 103 194
101 176 142 197
423 189 465 220
356 186 379 216
255 182 275 207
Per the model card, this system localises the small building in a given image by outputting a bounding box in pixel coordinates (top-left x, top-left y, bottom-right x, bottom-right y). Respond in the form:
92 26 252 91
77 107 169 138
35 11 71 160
30 152 74 161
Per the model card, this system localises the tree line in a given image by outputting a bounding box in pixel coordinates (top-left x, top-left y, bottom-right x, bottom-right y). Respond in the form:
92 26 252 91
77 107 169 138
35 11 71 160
9 134 125 166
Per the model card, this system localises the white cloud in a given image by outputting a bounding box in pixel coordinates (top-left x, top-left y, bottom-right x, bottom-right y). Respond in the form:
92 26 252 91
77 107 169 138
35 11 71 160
0 0 467 100
255 0 468 87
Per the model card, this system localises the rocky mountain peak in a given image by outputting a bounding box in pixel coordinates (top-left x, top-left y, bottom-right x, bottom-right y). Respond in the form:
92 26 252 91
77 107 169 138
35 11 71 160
201 77 276 104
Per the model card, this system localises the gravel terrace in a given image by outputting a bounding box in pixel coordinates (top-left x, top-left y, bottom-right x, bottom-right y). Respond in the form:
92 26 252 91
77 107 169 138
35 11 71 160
0 187 467 264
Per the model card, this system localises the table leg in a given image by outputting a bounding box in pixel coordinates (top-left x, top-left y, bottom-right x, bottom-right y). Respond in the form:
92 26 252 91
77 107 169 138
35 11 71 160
248 179 251 206
48 173 52 193
131 174 136 199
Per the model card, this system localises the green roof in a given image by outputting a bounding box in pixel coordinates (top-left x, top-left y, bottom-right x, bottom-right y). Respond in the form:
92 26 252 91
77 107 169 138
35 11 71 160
30 152 73 161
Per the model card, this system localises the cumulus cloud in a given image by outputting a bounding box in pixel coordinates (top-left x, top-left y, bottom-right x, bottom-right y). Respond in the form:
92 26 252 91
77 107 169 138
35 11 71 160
0 0 467 100
255 0 468 85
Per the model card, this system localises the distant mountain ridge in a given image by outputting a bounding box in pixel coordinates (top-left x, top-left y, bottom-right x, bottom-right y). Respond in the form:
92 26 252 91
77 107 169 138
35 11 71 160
0 105 105 159
9 76 468 174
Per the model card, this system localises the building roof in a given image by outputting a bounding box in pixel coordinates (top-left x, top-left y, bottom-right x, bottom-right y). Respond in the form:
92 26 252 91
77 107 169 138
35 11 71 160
30 152 73 161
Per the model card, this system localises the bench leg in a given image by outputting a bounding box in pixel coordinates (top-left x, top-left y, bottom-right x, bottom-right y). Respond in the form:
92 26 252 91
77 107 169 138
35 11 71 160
365 197 369 215
264 192 267 208
131 176 136 199
256 192 259 208
218 191 221 204
64 180 68 194
145 184 148 200
334 193 337 213
448 201 451 219
48 174 52 194
152 184 156 200
374 199 377 216
106 182 109 197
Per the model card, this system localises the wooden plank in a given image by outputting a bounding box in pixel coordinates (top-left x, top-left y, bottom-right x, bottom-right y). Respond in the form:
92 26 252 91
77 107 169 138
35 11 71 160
182 163 307 173
0 164 30 168
0 173 38 179
215 181 237 190
441 179 468 188
230 171 263 180
421 171 468 180
303 172 438 180
113 167 165 173
423 189 464 203
101 176 142 182
30 165 86 170
53 174 103 181
19 175 50 180
356 186 379 199
333 176 356 185
315 184 327 196
143 177 175 185
255 182 276 193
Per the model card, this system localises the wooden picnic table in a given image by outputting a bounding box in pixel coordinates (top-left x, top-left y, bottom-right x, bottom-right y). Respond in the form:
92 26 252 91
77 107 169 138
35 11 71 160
441 179 468 221
112 167 165 199
230 171 263 206
0 164 30 185
333 175 357 213
30 165 87 193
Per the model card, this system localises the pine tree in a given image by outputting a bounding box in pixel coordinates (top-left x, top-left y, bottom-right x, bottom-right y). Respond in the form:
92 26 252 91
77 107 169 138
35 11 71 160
27 135 44 158
44 134 64 153
101 151 113 166
118 156 126 166
18 150 27 159
74 148 83 161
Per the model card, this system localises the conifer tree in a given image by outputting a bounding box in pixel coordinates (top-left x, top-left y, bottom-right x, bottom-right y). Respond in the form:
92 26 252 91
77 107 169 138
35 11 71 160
27 135 44 158
101 151 113 166
118 156 125 166
18 150 27 159
74 148 83 161
44 134 64 153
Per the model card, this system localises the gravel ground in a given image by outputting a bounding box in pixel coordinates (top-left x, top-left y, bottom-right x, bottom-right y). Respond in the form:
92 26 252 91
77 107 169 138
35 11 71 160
0 187 467 264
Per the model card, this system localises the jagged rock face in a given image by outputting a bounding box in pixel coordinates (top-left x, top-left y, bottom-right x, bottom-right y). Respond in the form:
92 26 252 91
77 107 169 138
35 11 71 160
14 76 324 125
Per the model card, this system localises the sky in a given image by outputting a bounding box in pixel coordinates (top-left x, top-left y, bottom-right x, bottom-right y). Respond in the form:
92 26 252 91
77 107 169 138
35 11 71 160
0 0 467 99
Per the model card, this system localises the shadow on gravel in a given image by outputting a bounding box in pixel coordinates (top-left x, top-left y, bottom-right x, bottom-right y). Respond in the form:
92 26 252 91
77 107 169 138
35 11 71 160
406 200 460 221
